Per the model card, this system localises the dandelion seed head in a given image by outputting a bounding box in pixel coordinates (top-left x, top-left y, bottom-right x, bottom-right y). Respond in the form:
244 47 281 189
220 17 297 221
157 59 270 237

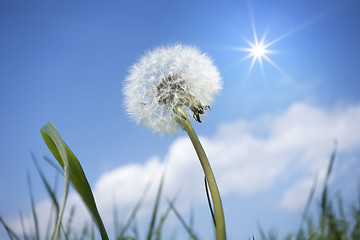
123 44 222 134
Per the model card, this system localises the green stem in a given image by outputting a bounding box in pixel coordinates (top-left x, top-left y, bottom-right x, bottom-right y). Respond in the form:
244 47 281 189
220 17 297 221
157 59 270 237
177 107 226 240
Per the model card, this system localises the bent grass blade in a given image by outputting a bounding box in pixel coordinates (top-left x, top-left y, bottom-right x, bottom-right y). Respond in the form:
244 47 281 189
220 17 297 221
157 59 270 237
40 121 109 240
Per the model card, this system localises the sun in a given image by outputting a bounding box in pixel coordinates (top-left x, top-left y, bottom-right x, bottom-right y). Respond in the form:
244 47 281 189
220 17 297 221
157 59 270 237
238 31 277 74
252 43 266 58
235 1 339 81
250 43 268 60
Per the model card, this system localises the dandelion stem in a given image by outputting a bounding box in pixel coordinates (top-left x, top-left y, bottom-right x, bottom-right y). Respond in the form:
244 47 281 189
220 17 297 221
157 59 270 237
177 107 226 240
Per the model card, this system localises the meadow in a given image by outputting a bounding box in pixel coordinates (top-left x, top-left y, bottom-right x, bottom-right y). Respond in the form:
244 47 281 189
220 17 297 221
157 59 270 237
1 123 359 240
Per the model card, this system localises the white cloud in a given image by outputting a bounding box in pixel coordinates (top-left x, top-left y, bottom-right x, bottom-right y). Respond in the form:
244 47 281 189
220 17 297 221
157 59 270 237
77 100 360 219
209 102 360 209
5 101 360 236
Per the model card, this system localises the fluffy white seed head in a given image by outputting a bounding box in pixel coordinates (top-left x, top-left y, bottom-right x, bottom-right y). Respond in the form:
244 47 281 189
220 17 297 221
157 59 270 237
123 44 222 135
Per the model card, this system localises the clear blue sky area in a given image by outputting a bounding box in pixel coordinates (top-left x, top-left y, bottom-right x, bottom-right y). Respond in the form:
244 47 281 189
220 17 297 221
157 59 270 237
1 0 360 239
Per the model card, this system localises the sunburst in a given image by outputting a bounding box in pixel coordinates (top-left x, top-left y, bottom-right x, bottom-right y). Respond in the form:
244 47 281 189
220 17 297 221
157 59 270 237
236 25 288 78
237 1 338 78
239 31 276 74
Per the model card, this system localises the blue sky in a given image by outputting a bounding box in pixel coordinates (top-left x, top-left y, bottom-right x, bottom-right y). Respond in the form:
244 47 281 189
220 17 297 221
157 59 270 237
1 0 360 239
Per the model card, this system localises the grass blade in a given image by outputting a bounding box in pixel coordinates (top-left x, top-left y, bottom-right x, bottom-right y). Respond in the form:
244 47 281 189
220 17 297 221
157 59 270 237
146 173 165 240
117 180 152 239
321 140 337 214
27 172 40 240
40 121 109 240
112 196 120 238
204 176 216 226
19 211 29 240
167 200 198 240
257 221 267 240
297 173 318 237
40 122 70 240
0 216 21 240
31 153 60 218
155 193 179 240
43 156 64 175
64 205 76 239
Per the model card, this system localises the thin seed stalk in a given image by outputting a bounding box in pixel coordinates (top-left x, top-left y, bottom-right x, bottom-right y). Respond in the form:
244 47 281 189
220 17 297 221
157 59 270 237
177 107 226 240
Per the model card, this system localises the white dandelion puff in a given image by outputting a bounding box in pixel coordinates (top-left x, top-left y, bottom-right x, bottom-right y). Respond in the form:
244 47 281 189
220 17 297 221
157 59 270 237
123 44 222 134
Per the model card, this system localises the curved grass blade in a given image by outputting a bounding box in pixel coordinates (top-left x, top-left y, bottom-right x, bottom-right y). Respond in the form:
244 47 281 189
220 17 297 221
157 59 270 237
40 122 70 240
40 121 109 240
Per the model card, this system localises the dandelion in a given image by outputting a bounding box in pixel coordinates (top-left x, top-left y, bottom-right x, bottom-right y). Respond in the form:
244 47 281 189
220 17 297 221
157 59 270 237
124 44 226 240
123 44 222 134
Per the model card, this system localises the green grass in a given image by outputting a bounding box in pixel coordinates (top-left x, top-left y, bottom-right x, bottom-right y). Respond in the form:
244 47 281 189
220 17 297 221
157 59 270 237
1 124 359 239
259 142 360 240
1 153 201 240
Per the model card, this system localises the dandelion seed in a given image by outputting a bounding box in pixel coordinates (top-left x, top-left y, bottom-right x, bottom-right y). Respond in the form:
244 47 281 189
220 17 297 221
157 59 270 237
123 44 222 134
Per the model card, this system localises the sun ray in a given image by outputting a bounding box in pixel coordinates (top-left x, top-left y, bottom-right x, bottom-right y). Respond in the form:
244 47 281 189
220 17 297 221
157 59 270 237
236 0 343 80
265 2 342 49
248 53 257 74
